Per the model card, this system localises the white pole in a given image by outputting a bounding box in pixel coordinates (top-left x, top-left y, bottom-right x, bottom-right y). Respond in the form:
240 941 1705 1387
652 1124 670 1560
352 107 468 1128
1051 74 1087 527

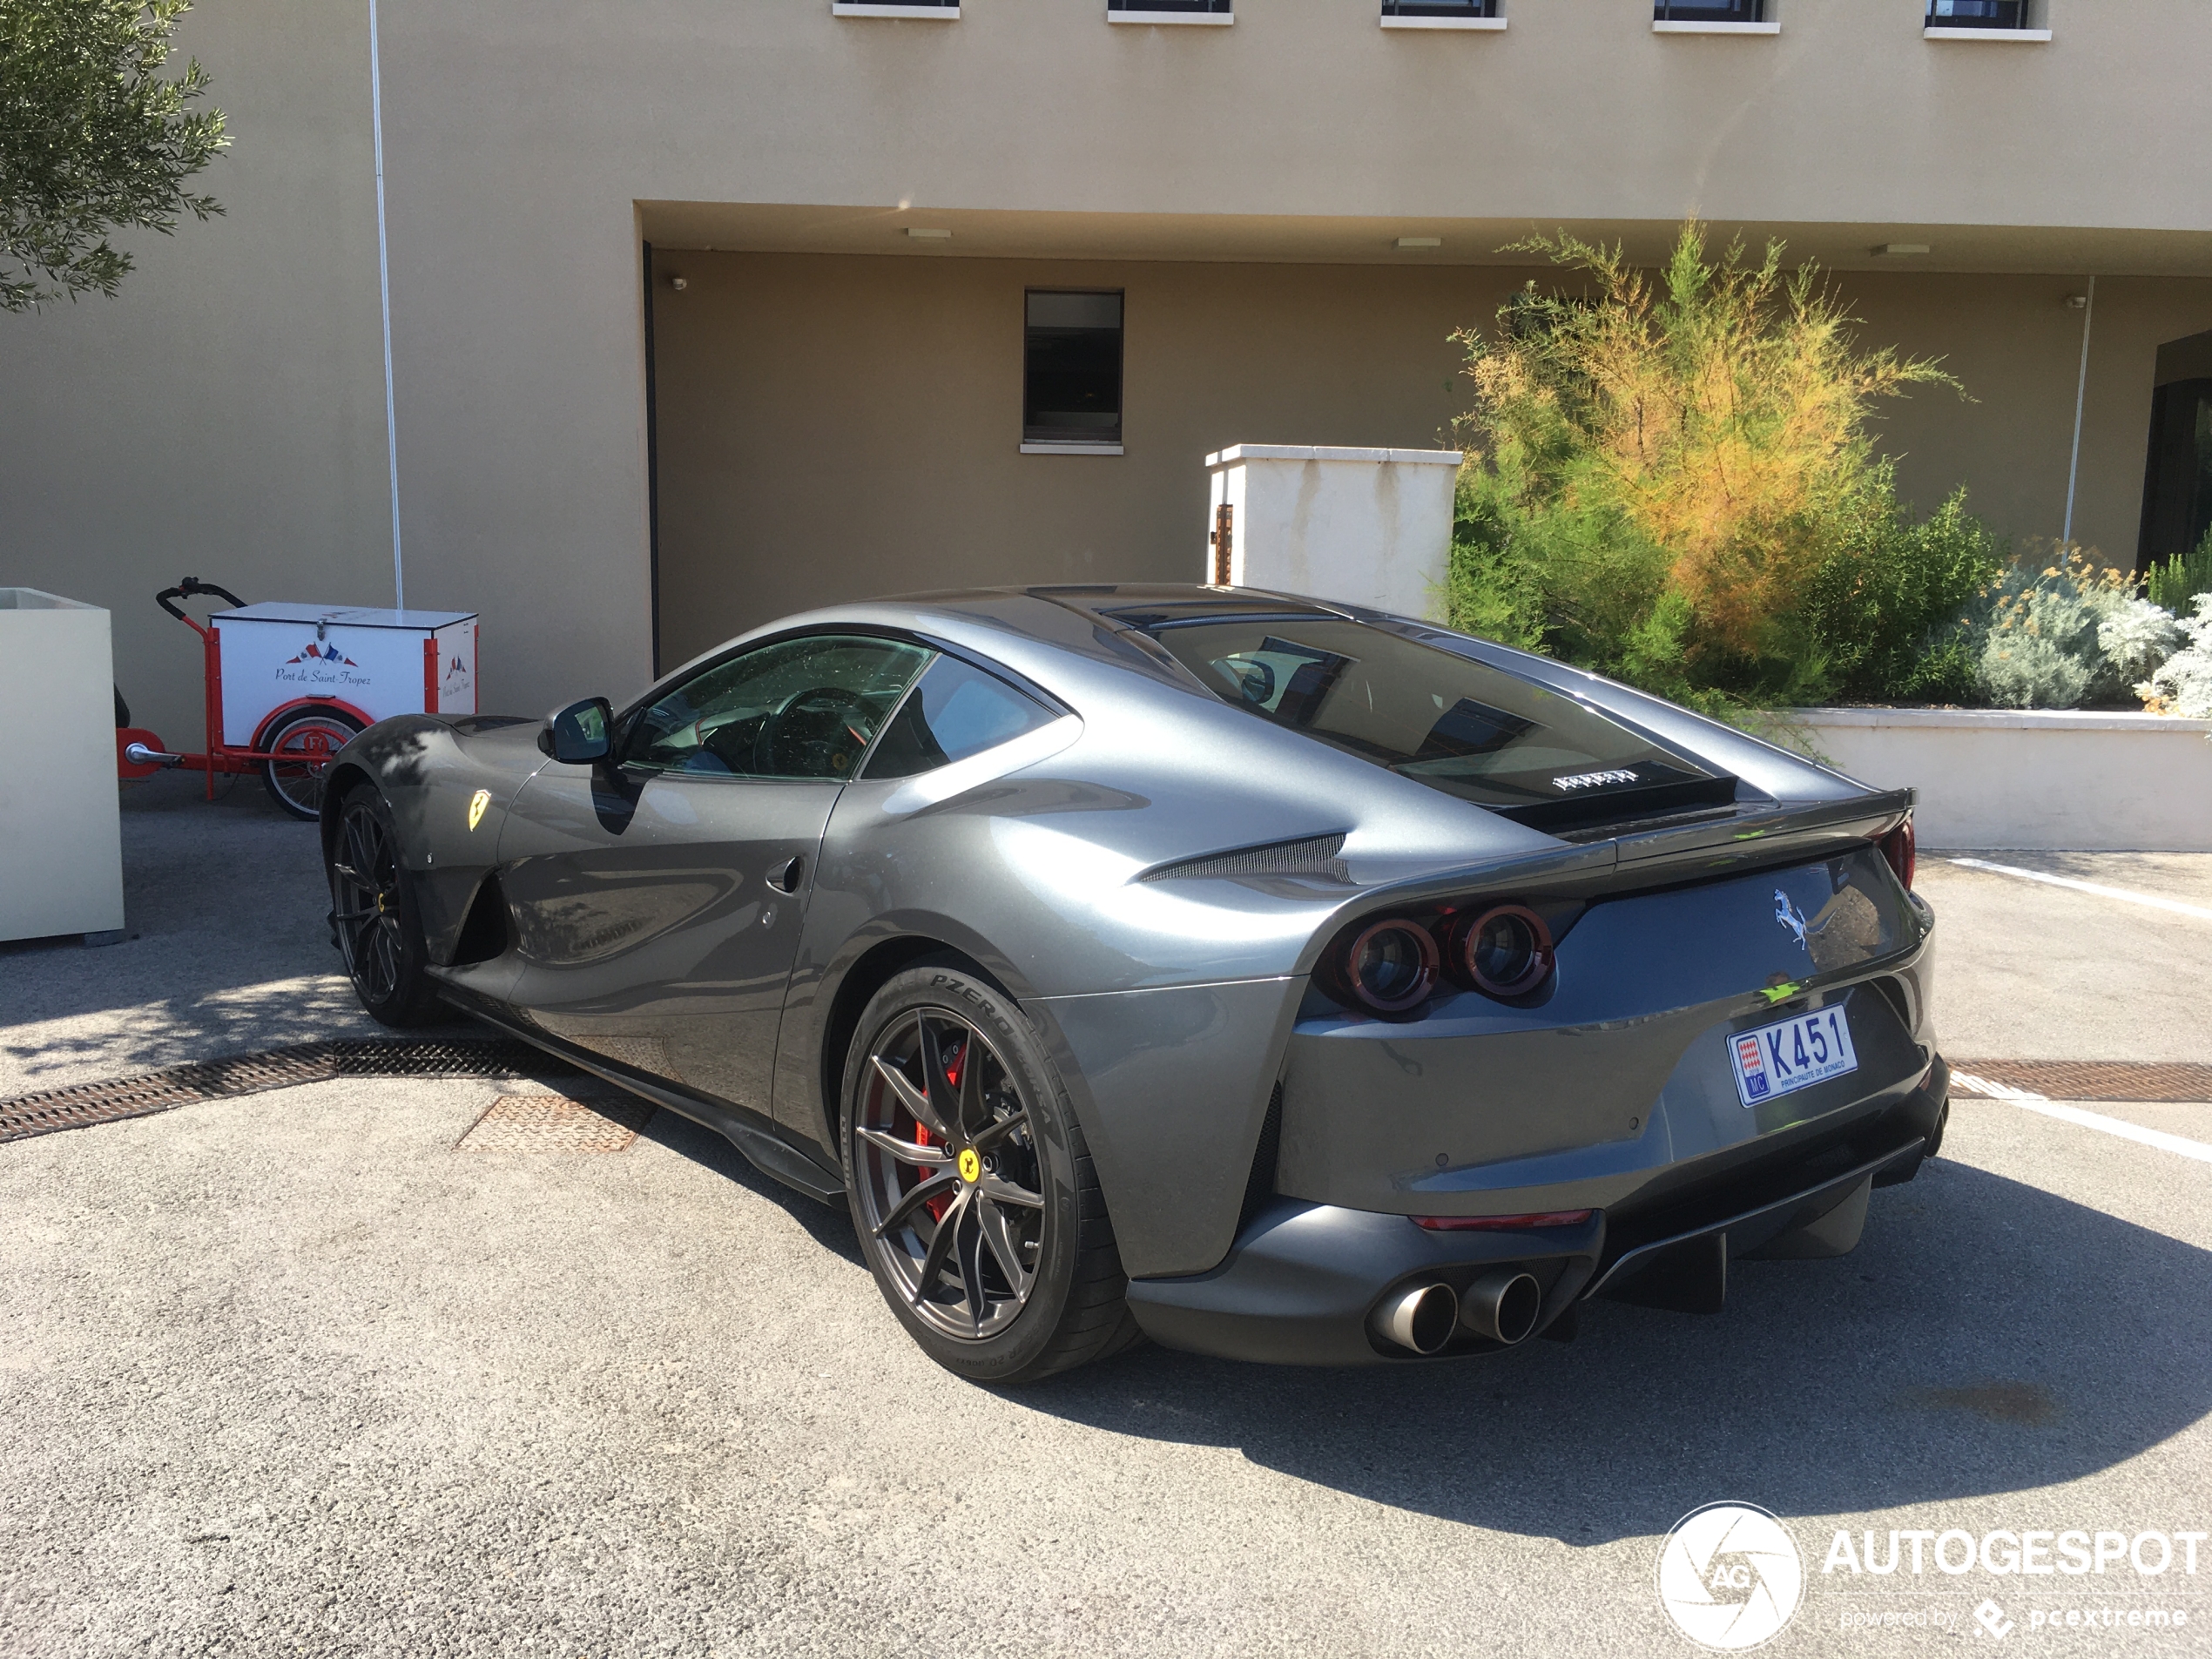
369 0 405 610
2061 273 2095 548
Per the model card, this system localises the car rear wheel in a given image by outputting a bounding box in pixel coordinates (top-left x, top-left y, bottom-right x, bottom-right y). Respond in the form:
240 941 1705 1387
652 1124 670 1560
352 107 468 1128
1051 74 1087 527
843 962 1141 1383
327 785 448 1028
264 705 366 820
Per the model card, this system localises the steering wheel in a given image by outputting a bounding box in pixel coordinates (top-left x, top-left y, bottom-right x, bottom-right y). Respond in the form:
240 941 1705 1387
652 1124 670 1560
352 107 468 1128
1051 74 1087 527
755 685 877 778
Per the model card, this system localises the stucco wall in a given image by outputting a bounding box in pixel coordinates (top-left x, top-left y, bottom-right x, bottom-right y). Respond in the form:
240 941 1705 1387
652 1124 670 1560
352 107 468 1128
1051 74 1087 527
648 252 2212 664
6 0 2212 738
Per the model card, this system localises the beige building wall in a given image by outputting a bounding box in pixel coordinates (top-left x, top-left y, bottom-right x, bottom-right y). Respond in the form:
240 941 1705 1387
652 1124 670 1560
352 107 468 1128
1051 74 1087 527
0 0 389 748
652 253 2212 664
6 0 2212 736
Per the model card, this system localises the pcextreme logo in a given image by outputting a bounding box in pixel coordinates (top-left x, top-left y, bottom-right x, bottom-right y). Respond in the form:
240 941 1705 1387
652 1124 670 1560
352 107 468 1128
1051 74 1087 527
1657 1502 1805 1650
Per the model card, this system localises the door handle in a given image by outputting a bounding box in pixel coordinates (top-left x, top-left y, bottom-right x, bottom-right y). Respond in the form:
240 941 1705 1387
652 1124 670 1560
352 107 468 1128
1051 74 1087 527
765 855 804 894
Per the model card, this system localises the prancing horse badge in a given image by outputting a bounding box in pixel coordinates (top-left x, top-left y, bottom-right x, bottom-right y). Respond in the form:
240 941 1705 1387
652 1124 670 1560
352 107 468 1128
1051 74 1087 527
468 788 492 832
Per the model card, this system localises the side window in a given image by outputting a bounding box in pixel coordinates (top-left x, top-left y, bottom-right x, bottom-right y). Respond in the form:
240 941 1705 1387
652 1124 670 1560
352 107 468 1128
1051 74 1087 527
861 655 1056 780
626 635 931 779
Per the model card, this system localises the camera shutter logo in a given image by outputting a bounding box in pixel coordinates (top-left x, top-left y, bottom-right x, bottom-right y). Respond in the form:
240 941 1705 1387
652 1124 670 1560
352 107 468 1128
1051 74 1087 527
1656 1502 1804 1649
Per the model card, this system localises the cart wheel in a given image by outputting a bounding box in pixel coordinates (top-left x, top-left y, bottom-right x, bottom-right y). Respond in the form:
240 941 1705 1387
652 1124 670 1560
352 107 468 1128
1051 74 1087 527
262 706 365 820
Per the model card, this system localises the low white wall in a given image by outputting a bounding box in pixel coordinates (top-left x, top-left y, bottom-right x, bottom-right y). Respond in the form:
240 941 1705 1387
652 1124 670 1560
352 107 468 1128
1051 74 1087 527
1784 707 2212 851
0 589 126 941
1204 445 1460 619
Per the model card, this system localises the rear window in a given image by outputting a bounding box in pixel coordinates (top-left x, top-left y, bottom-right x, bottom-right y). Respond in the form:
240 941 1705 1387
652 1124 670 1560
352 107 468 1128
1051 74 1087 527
862 655 1056 779
1137 617 1734 832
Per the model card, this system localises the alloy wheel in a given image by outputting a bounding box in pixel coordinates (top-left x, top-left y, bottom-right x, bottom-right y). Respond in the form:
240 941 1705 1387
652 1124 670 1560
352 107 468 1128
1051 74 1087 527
330 799 406 1005
853 1007 1046 1341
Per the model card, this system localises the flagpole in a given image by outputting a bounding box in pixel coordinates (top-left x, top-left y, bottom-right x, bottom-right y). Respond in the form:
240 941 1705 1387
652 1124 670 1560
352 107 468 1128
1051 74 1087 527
369 0 405 610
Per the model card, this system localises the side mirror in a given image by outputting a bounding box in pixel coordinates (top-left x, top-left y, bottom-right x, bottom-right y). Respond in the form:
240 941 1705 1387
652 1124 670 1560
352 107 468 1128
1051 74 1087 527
549 697 613 765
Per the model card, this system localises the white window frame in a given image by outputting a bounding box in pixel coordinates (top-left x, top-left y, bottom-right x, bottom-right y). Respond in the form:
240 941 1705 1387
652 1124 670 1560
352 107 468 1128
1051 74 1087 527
1653 1 1779 32
1108 1 1233 25
1381 1 1506 31
1925 0 2049 41
832 0 960 17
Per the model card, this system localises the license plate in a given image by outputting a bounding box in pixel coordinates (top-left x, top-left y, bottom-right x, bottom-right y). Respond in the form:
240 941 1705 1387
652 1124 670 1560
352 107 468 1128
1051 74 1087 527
1730 1006 1858 1108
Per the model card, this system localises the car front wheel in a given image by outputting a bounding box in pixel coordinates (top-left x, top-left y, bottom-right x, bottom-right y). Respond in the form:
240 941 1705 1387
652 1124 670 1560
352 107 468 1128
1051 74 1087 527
843 961 1140 1383
327 785 448 1028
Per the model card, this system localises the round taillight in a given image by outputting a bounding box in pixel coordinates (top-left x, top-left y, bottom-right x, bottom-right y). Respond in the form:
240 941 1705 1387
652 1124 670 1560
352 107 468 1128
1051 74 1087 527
1450 904 1555 998
1341 918 1440 1015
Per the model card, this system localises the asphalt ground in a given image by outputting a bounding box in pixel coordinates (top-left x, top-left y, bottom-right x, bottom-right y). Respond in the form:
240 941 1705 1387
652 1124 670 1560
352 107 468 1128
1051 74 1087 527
2 778 2208 1657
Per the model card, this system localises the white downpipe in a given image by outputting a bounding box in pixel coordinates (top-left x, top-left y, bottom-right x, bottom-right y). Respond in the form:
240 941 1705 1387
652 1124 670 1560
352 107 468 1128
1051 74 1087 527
369 0 405 610
2061 273 2095 547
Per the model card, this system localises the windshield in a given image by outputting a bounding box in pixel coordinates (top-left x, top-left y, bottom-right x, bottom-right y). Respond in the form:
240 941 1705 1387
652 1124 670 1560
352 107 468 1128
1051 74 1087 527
1138 617 1735 830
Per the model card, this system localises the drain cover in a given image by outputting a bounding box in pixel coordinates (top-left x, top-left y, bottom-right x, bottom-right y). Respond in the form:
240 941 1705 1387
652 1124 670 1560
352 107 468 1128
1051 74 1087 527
1951 1060 2212 1103
0 1037 579 1146
457 1094 655 1153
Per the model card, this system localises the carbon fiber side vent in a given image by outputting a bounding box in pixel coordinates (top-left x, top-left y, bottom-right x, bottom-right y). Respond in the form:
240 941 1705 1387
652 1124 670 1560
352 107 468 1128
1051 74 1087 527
1138 833 1350 884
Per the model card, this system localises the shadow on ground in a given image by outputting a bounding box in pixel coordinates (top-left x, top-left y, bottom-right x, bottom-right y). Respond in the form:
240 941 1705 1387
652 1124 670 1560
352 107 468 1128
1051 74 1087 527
0 772 375 1093
995 1158 2212 1543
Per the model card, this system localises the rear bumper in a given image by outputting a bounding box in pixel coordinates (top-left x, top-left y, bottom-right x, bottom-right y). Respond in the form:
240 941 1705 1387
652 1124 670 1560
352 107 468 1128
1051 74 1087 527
1126 1057 1946 1366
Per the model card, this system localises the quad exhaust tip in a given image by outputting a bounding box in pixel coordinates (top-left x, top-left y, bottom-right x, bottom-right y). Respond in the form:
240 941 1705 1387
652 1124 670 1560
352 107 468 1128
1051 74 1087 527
1460 1269 1542 1346
1376 1281 1460 1355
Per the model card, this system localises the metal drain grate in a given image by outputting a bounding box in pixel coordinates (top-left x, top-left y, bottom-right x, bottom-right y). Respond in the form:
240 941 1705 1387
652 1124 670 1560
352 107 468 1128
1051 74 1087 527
1952 1060 2212 1103
0 1037 578 1146
457 1094 655 1153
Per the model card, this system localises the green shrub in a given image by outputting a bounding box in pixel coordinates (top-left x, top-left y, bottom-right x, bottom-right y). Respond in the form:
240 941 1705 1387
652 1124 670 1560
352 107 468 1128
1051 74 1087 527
1964 549 2182 709
2139 594 2212 717
1445 221 1964 711
2144 526 2212 616
1797 489 2003 704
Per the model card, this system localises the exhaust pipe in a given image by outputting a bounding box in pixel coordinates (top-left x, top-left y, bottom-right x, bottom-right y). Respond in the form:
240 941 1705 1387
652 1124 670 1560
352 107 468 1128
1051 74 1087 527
1374 1281 1458 1355
1459 1269 1543 1345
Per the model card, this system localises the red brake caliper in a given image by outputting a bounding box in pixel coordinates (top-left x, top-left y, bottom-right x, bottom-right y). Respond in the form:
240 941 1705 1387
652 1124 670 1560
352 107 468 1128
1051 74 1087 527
913 1039 962 1223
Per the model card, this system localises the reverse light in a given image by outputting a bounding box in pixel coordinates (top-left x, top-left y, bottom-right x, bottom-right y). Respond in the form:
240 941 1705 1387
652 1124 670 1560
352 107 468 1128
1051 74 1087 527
1413 1211 1594 1231
1445 903 1555 998
1339 917 1440 1015
1879 815 1917 891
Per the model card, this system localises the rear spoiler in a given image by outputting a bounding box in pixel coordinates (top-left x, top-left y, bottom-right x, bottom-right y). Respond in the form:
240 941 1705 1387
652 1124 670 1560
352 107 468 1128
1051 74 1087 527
1311 788 1916 940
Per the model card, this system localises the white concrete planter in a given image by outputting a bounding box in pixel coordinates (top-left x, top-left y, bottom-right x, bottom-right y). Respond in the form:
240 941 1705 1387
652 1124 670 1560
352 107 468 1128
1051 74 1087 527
1780 706 2212 851
1204 444 1461 620
0 589 126 942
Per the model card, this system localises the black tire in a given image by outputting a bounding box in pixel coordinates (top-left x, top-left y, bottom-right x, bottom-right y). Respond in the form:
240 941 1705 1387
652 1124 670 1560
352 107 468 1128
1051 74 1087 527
842 961 1141 1384
263 705 366 820
327 784 448 1028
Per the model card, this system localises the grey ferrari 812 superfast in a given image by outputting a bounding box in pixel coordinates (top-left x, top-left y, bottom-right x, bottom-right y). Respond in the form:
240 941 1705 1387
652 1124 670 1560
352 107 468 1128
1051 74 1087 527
321 584 1946 1381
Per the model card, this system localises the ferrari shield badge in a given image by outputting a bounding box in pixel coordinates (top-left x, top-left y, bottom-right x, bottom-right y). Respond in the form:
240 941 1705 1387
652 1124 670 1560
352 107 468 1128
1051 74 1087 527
467 788 492 832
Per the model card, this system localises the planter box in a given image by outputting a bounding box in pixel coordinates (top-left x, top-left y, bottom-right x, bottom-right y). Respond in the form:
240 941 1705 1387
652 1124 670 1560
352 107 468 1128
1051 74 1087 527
0 589 125 942
1782 707 2212 851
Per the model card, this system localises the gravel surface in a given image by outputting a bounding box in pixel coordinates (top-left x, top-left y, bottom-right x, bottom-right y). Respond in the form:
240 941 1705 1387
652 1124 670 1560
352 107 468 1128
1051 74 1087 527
0 773 374 1098
1 1080 2206 1657
2 812 2208 1656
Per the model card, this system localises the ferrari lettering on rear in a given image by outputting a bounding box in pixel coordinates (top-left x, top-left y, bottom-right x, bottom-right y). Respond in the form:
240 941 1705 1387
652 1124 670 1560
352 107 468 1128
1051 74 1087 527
1551 768 1640 792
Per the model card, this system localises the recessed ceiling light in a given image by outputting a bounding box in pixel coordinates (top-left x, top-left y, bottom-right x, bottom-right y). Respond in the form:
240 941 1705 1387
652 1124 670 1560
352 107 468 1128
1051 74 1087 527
1395 236 1443 250
1871 243 1931 257
907 227 953 240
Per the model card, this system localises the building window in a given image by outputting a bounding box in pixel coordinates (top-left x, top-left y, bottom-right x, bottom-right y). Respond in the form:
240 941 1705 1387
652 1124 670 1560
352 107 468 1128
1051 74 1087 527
1107 0 1232 24
1023 292 1123 454
1382 0 1501 25
832 0 958 15
1655 0 1764 21
2140 379 2212 570
1925 0 2029 25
